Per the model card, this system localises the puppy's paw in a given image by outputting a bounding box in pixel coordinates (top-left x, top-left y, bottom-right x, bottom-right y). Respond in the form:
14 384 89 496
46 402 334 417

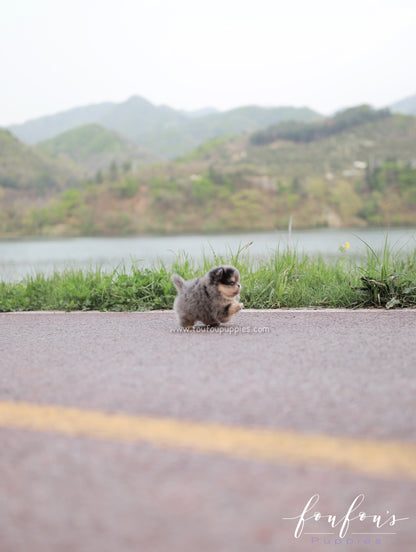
229 302 243 315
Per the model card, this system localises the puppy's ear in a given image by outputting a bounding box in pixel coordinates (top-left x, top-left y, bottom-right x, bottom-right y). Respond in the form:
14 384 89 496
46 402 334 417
214 267 224 279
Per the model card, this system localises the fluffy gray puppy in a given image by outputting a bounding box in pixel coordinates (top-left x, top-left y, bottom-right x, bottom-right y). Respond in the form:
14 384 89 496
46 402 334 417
171 265 243 328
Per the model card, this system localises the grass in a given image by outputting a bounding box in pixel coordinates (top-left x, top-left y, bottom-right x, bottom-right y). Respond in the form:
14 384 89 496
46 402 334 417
352 236 416 308
1 242 415 312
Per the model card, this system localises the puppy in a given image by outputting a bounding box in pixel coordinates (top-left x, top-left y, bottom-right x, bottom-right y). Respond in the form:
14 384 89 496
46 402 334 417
171 265 243 328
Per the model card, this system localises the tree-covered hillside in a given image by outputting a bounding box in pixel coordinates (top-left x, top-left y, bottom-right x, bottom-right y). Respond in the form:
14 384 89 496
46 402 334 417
1 108 415 237
9 95 322 158
39 124 162 175
0 128 80 191
251 105 390 145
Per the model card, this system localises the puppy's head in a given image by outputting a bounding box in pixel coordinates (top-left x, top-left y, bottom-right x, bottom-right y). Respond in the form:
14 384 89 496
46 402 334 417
208 265 241 299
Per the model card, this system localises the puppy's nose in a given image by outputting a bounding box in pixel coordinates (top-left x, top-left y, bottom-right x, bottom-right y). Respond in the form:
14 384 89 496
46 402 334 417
237 283 241 289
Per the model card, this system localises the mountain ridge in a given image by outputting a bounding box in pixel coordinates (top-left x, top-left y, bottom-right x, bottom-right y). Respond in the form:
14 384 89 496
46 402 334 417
8 95 322 158
2 107 416 237
390 92 416 116
38 124 163 175
0 128 81 192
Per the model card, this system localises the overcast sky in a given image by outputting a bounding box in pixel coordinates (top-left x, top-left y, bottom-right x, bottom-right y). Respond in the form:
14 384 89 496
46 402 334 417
1 0 415 126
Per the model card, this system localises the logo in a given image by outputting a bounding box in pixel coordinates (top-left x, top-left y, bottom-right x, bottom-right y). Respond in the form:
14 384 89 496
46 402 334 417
282 494 409 543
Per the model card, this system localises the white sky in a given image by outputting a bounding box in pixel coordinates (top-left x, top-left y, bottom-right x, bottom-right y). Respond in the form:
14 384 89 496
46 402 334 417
1 0 415 126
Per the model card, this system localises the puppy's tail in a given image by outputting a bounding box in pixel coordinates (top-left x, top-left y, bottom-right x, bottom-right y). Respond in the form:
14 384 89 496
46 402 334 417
171 274 185 292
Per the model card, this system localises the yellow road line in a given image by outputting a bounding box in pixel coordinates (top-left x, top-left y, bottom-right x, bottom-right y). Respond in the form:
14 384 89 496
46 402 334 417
0 400 415 481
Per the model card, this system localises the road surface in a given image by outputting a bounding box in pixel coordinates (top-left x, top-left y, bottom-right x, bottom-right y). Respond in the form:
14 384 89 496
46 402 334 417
0 309 415 551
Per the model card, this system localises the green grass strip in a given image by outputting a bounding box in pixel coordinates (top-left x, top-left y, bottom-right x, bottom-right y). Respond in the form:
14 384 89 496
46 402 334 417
1 244 415 312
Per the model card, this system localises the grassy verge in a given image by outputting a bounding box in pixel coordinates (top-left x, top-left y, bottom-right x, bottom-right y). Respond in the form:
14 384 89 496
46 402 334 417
1 243 415 312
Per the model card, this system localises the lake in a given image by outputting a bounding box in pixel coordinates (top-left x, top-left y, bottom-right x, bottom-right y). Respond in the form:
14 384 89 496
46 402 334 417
1 227 416 282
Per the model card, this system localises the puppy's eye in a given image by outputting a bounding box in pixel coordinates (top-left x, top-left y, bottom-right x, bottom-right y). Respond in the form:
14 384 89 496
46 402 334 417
228 282 235 286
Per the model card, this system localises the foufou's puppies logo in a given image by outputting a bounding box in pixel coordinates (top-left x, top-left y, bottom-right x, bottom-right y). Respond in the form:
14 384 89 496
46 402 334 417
282 494 409 540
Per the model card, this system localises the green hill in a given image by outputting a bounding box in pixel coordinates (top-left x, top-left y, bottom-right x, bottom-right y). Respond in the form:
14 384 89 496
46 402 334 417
8 102 114 144
0 128 82 236
129 104 323 158
39 124 163 175
250 105 390 145
189 105 321 138
0 128 80 191
9 95 322 158
2 108 416 237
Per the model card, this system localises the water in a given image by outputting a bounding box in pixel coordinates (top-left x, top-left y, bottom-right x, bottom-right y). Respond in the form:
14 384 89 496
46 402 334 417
1 228 415 282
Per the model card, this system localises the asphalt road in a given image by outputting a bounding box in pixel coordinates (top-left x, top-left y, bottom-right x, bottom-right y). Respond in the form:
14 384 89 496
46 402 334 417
0 309 415 551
